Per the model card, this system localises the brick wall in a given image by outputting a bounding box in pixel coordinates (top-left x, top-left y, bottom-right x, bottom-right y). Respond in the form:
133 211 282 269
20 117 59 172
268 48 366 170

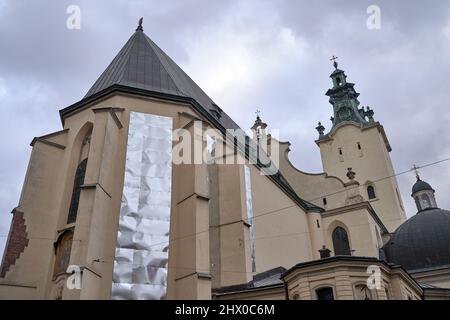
0 211 29 278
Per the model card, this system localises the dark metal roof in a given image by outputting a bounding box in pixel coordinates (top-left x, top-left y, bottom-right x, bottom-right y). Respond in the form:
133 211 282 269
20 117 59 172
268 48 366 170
84 28 240 131
330 68 345 77
412 179 434 194
59 27 324 215
213 267 286 294
383 208 450 271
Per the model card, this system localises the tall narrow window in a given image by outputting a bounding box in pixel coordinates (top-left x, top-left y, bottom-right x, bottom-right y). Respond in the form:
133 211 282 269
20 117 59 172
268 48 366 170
316 287 334 300
67 132 91 224
338 148 344 162
332 227 351 256
421 194 431 209
67 158 88 224
414 196 421 211
357 142 363 157
367 185 376 200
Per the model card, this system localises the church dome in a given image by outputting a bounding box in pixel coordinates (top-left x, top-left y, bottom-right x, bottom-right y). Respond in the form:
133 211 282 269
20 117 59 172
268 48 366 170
412 179 434 194
383 208 450 271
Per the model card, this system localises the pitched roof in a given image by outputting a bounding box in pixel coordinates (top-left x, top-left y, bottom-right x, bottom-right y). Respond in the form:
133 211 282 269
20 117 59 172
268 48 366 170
59 25 323 214
84 28 240 130
213 267 286 295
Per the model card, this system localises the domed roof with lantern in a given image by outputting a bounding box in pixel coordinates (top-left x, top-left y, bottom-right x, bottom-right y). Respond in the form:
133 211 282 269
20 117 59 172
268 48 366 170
383 169 450 271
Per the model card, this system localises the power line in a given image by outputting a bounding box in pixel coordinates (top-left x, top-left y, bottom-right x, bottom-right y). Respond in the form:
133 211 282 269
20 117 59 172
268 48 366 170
110 155 449 250
1 156 449 251
0 157 448 277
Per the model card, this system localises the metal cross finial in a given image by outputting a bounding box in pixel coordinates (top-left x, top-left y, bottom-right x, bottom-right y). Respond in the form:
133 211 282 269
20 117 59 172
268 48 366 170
255 109 261 119
136 17 144 31
330 55 339 69
413 164 421 180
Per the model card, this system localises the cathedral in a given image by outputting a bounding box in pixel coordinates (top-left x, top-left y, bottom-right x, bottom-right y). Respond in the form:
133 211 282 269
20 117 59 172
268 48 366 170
0 21 449 300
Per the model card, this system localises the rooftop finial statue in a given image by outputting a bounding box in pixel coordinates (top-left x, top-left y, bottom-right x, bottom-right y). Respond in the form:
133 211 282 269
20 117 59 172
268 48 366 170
330 55 338 69
137 17 144 31
413 164 421 180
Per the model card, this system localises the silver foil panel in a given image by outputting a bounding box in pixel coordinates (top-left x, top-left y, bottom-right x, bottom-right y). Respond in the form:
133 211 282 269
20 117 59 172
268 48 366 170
244 165 256 272
112 112 173 300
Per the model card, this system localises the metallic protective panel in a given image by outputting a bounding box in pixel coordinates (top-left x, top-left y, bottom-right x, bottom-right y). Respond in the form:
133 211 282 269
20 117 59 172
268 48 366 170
112 112 172 300
244 165 256 272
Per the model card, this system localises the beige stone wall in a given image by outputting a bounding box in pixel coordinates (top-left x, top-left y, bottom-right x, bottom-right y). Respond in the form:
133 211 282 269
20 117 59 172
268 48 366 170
277 141 348 210
0 94 209 299
283 260 422 300
215 259 450 300
249 164 313 274
276 135 387 261
321 204 382 258
317 123 406 232
0 129 69 299
2 91 425 301
0 92 318 300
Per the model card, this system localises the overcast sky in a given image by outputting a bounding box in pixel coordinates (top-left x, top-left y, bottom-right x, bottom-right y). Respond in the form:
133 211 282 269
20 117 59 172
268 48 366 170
1 0 450 257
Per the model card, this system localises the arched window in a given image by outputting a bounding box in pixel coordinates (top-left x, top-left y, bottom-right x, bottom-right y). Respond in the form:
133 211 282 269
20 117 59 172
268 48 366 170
414 196 421 211
316 287 334 300
421 194 431 209
367 185 376 200
332 226 351 256
53 231 73 277
354 284 372 300
67 158 88 224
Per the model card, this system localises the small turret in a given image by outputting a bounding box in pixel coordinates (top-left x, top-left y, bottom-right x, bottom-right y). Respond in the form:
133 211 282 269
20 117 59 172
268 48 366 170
411 166 437 211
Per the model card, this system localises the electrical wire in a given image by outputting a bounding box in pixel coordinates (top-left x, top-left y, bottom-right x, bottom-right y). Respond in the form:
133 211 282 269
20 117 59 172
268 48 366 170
0 156 449 252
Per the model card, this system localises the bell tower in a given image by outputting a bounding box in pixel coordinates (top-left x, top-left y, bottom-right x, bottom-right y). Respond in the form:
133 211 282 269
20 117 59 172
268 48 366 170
315 57 407 232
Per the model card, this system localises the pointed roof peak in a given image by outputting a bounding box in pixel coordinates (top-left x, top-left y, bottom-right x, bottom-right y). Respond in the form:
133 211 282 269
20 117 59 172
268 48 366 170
83 27 240 130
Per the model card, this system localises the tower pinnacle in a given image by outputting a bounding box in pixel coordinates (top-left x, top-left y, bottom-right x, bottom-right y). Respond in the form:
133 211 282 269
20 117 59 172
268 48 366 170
136 17 144 32
330 55 339 69
251 109 268 142
321 60 375 132
413 164 421 180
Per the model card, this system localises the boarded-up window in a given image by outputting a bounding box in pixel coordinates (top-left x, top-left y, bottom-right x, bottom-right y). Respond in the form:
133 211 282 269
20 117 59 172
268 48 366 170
67 158 88 224
53 231 73 277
